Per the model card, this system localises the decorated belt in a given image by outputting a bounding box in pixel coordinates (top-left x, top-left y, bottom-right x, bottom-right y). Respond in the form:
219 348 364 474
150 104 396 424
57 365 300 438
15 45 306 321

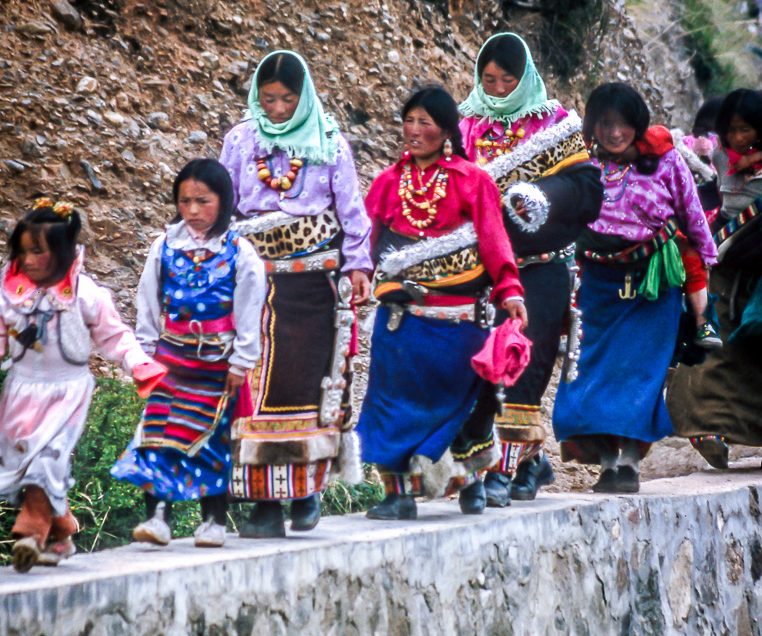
264 249 341 274
162 314 235 336
713 199 761 247
516 244 575 268
583 217 679 264
160 315 235 362
406 303 476 322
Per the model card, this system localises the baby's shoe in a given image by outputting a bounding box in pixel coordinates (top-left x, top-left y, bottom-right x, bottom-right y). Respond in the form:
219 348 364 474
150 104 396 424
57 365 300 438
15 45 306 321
194 518 225 547
37 537 76 566
132 502 171 546
12 536 40 573
694 321 722 349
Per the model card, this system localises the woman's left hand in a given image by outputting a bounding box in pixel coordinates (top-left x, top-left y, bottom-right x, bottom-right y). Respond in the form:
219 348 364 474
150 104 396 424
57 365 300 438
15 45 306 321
223 370 245 397
350 270 371 305
501 298 528 331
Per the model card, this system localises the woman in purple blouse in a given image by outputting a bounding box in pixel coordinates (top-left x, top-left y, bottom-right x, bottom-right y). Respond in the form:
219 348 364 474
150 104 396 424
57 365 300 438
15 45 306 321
552 83 717 494
219 50 372 538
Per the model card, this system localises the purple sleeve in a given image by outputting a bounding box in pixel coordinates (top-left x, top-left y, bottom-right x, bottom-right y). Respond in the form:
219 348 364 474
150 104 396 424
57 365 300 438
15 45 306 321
331 135 373 273
667 150 718 265
220 127 243 211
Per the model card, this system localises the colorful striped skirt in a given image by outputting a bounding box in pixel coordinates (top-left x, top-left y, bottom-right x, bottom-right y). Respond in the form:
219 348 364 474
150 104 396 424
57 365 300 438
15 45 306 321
552 261 681 463
110 337 233 501
229 271 347 501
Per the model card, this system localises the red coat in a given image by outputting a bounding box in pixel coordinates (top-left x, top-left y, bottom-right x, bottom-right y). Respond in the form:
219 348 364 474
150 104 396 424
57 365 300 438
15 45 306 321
365 154 523 303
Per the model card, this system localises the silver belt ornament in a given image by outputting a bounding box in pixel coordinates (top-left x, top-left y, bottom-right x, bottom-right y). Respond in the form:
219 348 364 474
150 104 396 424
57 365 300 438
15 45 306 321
266 249 341 274
319 276 354 427
562 260 582 383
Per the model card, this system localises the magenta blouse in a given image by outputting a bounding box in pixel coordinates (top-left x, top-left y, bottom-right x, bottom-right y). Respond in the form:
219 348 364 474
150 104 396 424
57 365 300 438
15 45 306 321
588 149 717 265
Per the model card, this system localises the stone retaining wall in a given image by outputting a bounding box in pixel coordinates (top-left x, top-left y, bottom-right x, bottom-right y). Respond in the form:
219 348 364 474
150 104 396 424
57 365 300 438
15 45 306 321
1 467 760 635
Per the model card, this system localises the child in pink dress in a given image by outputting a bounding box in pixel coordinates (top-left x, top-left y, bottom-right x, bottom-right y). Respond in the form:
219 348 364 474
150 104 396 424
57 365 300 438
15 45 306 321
0 198 163 572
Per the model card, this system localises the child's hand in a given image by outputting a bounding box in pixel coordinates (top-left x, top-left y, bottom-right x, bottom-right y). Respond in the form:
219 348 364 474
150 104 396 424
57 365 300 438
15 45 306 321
735 151 762 173
350 270 371 305
501 298 528 331
224 370 245 396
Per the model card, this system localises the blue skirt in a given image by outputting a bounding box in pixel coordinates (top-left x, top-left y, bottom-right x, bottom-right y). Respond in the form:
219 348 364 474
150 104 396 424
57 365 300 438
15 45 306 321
356 306 488 472
553 262 681 451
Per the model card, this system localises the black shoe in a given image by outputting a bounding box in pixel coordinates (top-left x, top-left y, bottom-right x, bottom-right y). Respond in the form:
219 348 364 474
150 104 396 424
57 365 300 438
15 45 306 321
483 472 511 508
615 465 640 493
290 494 321 532
239 502 285 538
592 468 618 493
366 494 417 520
692 437 729 469
458 480 486 515
510 454 556 501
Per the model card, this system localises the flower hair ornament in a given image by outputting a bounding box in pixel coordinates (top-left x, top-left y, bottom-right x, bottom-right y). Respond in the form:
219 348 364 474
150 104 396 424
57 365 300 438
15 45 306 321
32 197 75 221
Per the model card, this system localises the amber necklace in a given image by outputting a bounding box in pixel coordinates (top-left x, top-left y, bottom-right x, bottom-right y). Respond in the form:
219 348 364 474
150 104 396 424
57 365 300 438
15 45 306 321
398 162 449 231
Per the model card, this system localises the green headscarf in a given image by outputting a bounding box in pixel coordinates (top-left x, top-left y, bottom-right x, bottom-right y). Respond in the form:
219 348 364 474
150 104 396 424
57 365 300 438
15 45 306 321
459 33 558 124
247 50 339 165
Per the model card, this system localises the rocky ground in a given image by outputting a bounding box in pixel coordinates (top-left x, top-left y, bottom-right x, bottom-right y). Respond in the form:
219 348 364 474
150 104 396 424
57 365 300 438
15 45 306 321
1 0 758 491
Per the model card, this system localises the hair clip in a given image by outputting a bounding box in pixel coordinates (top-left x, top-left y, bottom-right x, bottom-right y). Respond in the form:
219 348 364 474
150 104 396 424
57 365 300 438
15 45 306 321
32 197 56 210
52 201 74 220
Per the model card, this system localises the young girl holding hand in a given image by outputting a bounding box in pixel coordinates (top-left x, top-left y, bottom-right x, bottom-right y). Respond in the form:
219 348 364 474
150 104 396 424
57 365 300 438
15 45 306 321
0 198 162 572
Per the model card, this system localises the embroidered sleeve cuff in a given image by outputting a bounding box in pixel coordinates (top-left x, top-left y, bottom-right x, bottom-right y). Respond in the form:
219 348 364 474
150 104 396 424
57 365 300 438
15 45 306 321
504 182 550 234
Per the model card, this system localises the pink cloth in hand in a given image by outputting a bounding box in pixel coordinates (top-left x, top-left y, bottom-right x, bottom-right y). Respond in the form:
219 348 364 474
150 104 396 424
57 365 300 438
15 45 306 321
471 319 532 386
133 361 169 399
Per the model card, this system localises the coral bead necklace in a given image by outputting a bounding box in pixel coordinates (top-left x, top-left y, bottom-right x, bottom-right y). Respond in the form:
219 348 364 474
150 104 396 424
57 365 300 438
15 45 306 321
398 161 449 231
257 156 305 199
476 127 525 166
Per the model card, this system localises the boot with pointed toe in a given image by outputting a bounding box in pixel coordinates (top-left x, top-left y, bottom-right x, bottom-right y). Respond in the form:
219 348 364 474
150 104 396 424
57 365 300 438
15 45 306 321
366 494 417 520
459 480 486 515
240 502 285 538
290 494 321 532
484 472 511 508
510 454 556 501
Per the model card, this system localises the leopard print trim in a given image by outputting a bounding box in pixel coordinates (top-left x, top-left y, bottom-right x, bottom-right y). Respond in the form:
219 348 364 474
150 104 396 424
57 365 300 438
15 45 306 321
485 111 586 188
493 131 587 190
241 211 341 260
396 245 481 281
378 222 478 277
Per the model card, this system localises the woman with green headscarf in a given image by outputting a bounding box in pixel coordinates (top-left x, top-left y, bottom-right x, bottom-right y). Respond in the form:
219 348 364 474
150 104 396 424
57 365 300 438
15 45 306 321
219 50 372 538
456 33 603 506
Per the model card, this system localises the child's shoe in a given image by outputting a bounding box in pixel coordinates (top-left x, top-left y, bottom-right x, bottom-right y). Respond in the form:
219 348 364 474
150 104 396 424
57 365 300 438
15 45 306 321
194 519 225 547
132 501 171 546
694 321 722 349
37 537 76 566
12 536 40 573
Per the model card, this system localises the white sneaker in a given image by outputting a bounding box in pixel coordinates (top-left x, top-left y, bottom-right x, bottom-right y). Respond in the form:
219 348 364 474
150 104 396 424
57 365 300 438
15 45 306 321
194 518 225 548
133 516 171 546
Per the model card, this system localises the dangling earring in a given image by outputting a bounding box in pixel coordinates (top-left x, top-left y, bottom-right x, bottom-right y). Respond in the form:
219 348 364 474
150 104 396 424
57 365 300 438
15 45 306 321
443 139 453 162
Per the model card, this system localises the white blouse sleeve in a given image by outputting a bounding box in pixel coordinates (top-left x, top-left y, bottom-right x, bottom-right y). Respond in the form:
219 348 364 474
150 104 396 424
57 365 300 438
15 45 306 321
229 237 266 371
135 235 165 356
